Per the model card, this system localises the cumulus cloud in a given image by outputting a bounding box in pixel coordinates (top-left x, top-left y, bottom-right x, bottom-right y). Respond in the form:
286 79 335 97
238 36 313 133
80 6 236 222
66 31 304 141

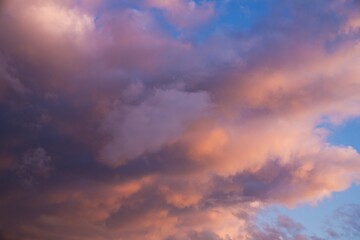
1 0 360 239
101 88 210 166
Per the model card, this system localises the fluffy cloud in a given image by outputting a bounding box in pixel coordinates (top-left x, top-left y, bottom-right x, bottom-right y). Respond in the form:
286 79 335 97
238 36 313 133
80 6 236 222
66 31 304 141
101 88 210 166
1 0 360 239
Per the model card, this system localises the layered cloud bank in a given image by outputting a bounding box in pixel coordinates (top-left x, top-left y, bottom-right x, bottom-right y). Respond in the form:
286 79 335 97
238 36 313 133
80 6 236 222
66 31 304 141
1 0 360 239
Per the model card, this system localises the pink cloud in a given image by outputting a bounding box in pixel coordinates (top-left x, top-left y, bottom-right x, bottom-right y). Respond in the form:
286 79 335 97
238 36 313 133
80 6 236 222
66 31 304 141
1 0 360 239
101 89 210 166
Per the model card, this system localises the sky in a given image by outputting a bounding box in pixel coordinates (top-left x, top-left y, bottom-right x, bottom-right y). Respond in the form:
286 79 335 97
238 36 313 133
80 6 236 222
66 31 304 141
1 0 360 239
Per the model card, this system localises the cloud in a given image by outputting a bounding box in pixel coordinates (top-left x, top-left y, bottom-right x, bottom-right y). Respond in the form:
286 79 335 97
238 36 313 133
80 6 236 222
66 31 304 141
13 147 52 186
0 56 28 94
101 88 210 166
326 203 360 239
145 0 214 29
246 214 309 240
246 204 360 240
1 0 360 239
